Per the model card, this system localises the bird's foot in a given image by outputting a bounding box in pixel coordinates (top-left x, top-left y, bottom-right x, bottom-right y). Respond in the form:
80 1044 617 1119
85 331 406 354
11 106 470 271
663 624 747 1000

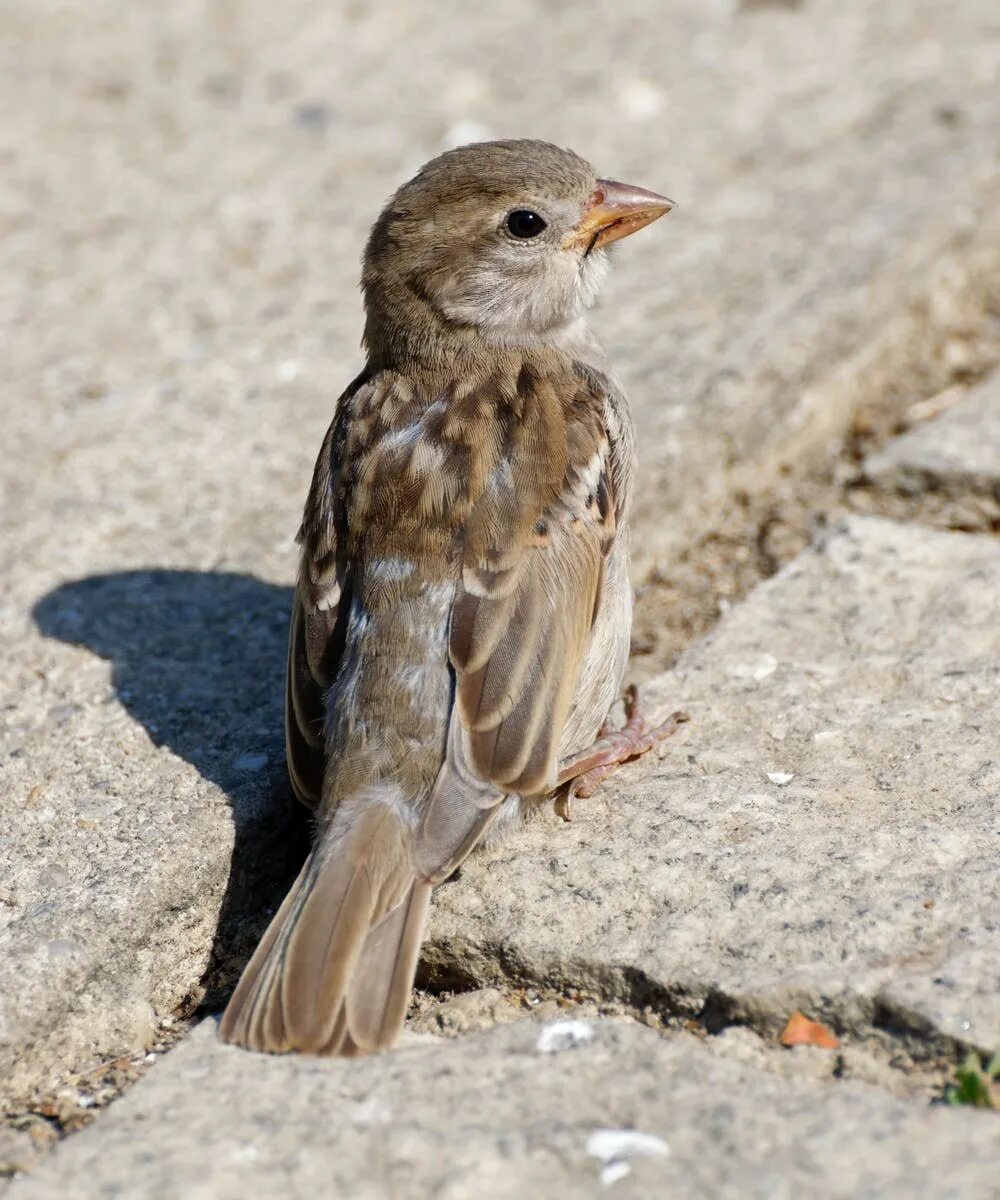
553 686 689 821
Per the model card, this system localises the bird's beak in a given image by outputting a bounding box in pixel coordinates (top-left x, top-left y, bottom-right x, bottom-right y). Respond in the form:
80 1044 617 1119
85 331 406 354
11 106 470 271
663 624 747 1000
564 179 674 253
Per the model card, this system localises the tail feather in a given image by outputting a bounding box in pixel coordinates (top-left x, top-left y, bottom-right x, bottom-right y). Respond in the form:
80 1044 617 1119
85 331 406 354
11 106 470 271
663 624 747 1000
221 726 505 1057
219 806 425 1056
344 880 431 1051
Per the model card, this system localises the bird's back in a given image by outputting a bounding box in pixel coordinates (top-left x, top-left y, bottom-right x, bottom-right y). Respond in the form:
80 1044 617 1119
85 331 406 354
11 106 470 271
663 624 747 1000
294 348 628 809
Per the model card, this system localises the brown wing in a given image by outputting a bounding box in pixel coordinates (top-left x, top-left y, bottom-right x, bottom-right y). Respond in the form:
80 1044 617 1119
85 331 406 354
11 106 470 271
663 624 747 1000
413 364 618 881
284 370 371 809
290 359 617 830
448 364 617 798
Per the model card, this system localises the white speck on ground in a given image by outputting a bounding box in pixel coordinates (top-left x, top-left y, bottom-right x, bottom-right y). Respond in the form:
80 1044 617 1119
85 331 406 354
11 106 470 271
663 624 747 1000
586 1127 670 1186
729 654 778 681
535 1021 595 1054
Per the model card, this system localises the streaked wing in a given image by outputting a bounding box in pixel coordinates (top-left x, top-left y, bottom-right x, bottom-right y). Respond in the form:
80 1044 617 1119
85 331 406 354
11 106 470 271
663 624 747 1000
284 370 371 809
448 363 617 797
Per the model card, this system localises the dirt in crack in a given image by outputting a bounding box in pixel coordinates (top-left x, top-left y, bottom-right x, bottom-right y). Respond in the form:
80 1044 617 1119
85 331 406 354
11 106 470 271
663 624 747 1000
0 1017 190 1184
408 962 974 1106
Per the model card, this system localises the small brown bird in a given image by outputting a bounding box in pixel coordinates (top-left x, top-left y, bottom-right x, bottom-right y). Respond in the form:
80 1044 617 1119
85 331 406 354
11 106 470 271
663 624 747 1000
220 139 680 1056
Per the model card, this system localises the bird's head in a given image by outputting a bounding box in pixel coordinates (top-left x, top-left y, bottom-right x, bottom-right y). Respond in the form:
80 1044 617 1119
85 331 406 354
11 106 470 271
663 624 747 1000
361 139 672 364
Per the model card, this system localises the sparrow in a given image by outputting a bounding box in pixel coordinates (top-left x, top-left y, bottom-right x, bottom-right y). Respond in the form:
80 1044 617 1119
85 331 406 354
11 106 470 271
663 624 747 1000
220 139 680 1057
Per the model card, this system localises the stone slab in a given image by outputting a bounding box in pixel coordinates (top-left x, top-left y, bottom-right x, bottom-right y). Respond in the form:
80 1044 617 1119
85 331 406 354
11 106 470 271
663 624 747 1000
0 571 305 1104
7 1018 1000 1200
1 1 997 583
2 0 1000 1108
426 516 1000 1051
859 372 1000 530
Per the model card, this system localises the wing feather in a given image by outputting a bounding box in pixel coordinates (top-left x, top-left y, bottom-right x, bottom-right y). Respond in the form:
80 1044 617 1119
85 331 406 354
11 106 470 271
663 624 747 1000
284 370 373 809
286 362 621 869
447 367 617 798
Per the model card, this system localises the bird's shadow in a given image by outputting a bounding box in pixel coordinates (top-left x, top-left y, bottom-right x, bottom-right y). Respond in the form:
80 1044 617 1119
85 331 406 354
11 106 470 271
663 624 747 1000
33 570 312 1013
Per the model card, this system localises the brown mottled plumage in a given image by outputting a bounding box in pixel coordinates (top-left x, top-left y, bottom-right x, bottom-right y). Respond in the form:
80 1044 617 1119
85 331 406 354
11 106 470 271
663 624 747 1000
220 140 675 1056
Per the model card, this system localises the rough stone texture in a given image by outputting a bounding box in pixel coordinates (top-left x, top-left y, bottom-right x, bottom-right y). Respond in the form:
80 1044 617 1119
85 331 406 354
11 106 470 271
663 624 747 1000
427 516 1000 1052
3 0 999 575
0 570 304 1104
8 1018 1000 1200
2 0 1000 1123
857 371 1000 530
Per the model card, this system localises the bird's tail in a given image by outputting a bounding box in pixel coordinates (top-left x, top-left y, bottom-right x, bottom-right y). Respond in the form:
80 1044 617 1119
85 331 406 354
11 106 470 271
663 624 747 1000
219 804 431 1056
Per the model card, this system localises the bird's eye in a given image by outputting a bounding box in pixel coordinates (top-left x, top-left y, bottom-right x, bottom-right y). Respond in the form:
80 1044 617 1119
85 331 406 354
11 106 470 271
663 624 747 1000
504 209 547 239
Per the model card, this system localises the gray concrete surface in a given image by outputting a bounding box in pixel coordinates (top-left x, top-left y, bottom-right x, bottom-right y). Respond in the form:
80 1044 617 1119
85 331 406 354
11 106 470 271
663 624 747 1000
2 0 1000 1192
7 507 999 1190
3 0 1000 1108
427 516 1000 1052
858 370 1000 530
2 0 998 582
8 1018 1000 1200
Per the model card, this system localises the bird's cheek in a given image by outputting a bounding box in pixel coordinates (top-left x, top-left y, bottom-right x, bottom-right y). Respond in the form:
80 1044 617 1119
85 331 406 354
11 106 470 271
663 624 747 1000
577 249 610 308
423 267 482 325
468 261 532 328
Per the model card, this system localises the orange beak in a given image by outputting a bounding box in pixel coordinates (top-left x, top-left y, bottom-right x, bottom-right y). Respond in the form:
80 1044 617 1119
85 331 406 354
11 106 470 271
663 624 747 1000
564 179 674 253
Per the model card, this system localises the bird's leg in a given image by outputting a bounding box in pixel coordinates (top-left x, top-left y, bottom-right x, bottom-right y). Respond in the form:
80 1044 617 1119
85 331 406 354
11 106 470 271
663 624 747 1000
552 685 689 821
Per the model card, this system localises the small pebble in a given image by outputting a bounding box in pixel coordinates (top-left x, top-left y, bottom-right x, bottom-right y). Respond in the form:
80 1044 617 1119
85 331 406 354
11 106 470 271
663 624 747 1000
587 1128 669 1186
535 1020 595 1054
600 1161 632 1186
586 1128 669 1167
